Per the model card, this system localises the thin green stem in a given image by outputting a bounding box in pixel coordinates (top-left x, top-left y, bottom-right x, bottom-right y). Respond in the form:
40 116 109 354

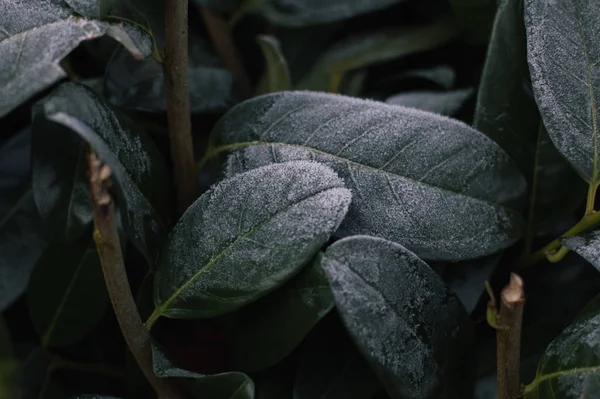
586 182 599 215
145 308 161 330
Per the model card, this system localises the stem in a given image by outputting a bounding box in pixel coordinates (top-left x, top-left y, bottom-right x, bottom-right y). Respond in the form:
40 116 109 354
87 153 185 399
586 182 599 215
496 273 525 399
165 0 197 215
198 6 252 99
145 308 161 330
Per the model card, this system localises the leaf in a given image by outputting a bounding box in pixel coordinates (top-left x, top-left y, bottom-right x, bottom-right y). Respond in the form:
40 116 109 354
152 343 255 399
293 315 382 399
228 253 335 372
32 117 92 243
321 235 475 399
255 0 407 27
525 0 600 186
0 0 153 118
394 65 457 90
218 91 526 261
35 82 170 269
474 0 584 237
104 36 235 114
385 88 473 116
297 18 460 91
256 35 291 95
0 315 18 399
27 235 109 347
0 130 47 311
562 229 600 272
65 0 116 18
153 161 351 319
523 299 600 398
449 0 497 44
17 348 63 399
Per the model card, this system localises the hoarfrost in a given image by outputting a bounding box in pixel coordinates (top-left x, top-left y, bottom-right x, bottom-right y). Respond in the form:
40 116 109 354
155 161 351 318
563 229 600 272
219 91 526 261
322 235 471 399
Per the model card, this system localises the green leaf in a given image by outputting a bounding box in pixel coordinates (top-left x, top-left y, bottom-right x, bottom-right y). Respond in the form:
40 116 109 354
474 0 584 237
104 36 235 114
66 0 116 18
218 91 526 261
386 88 473 116
562 229 600 272
255 0 407 27
297 18 460 91
449 0 497 44
293 316 382 399
523 299 600 398
152 343 255 399
153 161 351 319
228 253 334 372
322 235 475 399
256 35 291 95
27 235 109 347
32 119 92 243
17 348 63 399
35 82 170 269
0 130 47 311
0 0 152 118
525 0 600 186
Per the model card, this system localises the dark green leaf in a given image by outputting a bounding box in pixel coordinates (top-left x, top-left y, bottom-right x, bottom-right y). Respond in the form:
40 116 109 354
449 0 496 44
104 37 234 114
380 65 457 91
32 120 91 243
474 0 584 236
255 0 407 27
256 35 291 95
0 315 18 399
66 0 116 18
293 316 382 399
111 0 167 48
35 82 170 268
297 18 460 91
562 229 600 272
523 299 600 398
191 0 243 13
0 130 47 311
0 1 152 118
218 91 526 261
525 0 600 185
153 161 351 319
228 253 334 372
386 88 473 116
152 343 255 399
322 235 475 399
17 348 63 399
27 235 109 347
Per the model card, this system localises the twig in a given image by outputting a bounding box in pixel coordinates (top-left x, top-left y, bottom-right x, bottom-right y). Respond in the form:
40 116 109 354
495 273 525 399
87 152 185 399
198 6 252 99
165 0 197 215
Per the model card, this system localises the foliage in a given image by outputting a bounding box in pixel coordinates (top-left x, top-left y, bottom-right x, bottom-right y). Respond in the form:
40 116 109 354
2 0 600 398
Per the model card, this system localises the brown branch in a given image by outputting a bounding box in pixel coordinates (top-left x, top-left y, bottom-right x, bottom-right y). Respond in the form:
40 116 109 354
87 153 185 399
496 273 525 399
165 0 197 215
198 6 252 99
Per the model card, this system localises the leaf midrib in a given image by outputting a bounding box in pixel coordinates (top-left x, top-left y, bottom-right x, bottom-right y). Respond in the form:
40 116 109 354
524 365 600 395
212 141 515 210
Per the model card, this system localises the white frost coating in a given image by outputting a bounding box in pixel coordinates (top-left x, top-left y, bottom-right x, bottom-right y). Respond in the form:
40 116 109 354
41 83 169 268
386 88 473 117
322 235 471 399
155 161 352 319
562 229 600 272
218 91 526 261
528 309 600 397
0 2 152 118
525 0 600 182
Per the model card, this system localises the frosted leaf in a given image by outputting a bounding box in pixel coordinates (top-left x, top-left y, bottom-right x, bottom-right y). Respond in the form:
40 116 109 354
228 253 334 372
151 343 255 399
0 0 152 118
65 0 114 18
398 65 456 90
36 82 170 269
154 161 352 319
0 129 47 312
297 18 459 90
321 235 474 399
525 0 600 183
523 302 600 398
217 91 526 261
104 35 234 113
386 88 473 116
562 229 600 272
